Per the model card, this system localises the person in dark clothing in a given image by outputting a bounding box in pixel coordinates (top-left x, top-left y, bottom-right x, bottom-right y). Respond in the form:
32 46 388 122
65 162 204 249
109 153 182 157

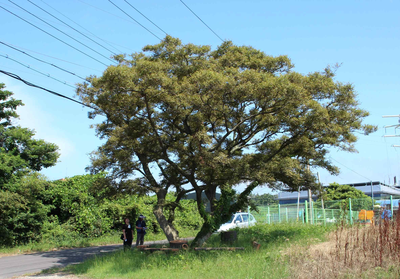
136 214 147 246
122 218 134 250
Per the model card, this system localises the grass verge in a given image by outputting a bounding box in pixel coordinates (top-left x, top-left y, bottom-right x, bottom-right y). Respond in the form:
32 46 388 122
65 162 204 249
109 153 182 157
67 223 334 279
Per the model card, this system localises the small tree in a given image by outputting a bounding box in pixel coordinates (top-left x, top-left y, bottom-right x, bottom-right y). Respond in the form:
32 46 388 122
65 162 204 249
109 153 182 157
0 83 59 188
323 182 373 211
77 37 375 245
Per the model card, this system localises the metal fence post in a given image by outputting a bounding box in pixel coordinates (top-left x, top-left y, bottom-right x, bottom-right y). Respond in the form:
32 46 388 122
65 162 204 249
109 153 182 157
247 205 250 227
285 207 288 222
323 207 326 226
278 204 281 223
371 181 374 210
267 206 270 224
390 195 393 220
311 201 314 224
349 198 353 225
305 200 309 224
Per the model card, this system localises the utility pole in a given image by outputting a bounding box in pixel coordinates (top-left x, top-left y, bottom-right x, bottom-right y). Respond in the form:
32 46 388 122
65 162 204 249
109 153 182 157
307 164 313 224
296 186 300 221
383 115 400 188
318 172 324 210
383 115 400 139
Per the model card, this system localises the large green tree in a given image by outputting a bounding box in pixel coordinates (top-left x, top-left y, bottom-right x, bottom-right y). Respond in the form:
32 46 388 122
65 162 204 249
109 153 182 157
77 37 375 245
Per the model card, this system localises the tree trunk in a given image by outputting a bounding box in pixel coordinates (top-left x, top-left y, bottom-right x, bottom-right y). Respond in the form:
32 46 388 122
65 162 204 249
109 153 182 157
191 222 213 247
205 186 217 212
153 204 179 241
192 182 260 247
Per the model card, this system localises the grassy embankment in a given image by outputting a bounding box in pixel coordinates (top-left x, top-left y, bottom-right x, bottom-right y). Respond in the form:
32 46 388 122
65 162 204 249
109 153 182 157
67 223 333 279
0 229 197 256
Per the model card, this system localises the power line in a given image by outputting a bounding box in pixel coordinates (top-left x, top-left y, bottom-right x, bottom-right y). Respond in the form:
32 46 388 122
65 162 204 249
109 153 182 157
107 0 162 40
329 156 372 181
0 41 87 81
0 41 102 73
38 0 125 54
0 5 109 67
76 0 138 25
1 64 47 78
0 53 76 88
123 0 168 36
8 0 116 64
178 0 224 42
27 0 118 56
2 2 112 66
0 70 93 109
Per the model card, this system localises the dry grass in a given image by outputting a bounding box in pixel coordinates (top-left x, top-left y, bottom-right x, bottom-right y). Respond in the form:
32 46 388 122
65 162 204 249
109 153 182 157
288 213 400 278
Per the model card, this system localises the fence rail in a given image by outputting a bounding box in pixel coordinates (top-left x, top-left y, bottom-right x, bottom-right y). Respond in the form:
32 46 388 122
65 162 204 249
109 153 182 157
249 195 399 225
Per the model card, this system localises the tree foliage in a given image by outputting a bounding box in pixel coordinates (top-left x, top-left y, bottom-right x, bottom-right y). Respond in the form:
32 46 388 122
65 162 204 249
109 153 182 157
77 37 376 245
0 171 202 246
0 83 59 188
0 83 201 246
0 83 60 245
0 172 52 246
323 182 373 211
250 193 278 206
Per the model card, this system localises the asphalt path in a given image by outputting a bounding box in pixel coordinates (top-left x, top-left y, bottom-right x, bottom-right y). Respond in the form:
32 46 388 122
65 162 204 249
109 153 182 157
0 239 192 279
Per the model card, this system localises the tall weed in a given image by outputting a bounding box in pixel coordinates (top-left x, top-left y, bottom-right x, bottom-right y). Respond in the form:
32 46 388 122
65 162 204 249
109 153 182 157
289 212 400 278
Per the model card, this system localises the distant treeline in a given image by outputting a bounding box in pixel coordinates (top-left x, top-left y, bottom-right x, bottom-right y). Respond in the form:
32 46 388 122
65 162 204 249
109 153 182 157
250 193 278 206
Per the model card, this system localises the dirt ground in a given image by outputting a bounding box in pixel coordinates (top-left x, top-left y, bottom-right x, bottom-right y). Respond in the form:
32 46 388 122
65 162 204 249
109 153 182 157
15 273 80 279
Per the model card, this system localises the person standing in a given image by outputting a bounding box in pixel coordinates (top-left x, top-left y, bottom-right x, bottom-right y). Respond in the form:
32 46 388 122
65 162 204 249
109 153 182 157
136 214 147 246
122 218 134 251
381 205 392 220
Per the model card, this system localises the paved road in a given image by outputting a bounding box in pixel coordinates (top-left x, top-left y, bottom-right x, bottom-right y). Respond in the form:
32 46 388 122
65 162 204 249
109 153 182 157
0 239 192 279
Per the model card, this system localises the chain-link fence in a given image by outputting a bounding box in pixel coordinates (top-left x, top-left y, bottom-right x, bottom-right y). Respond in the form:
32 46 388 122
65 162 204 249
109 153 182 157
249 195 400 225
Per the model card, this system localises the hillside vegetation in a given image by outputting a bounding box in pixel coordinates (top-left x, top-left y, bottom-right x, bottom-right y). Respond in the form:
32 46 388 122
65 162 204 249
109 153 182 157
0 173 202 254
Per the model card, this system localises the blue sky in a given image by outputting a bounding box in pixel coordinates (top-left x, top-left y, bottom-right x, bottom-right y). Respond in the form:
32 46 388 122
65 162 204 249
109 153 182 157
1 0 399 194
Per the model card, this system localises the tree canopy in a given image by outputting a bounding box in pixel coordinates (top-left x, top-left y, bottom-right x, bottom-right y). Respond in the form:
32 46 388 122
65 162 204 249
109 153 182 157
0 83 60 188
77 36 376 245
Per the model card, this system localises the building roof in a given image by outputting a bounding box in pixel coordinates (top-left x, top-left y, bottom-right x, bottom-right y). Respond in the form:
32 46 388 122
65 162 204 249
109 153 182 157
277 181 400 201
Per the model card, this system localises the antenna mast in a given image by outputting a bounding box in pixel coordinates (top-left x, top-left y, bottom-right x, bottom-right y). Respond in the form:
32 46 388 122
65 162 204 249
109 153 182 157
383 115 400 142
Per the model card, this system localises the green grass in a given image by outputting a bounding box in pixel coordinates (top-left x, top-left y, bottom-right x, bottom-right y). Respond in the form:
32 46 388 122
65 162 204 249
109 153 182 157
68 223 334 279
0 228 198 256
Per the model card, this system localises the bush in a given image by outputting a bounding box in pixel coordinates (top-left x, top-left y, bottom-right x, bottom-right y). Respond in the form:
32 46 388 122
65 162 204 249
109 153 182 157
238 222 332 246
1 172 203 248
174 199 203 231
0 173 51 246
